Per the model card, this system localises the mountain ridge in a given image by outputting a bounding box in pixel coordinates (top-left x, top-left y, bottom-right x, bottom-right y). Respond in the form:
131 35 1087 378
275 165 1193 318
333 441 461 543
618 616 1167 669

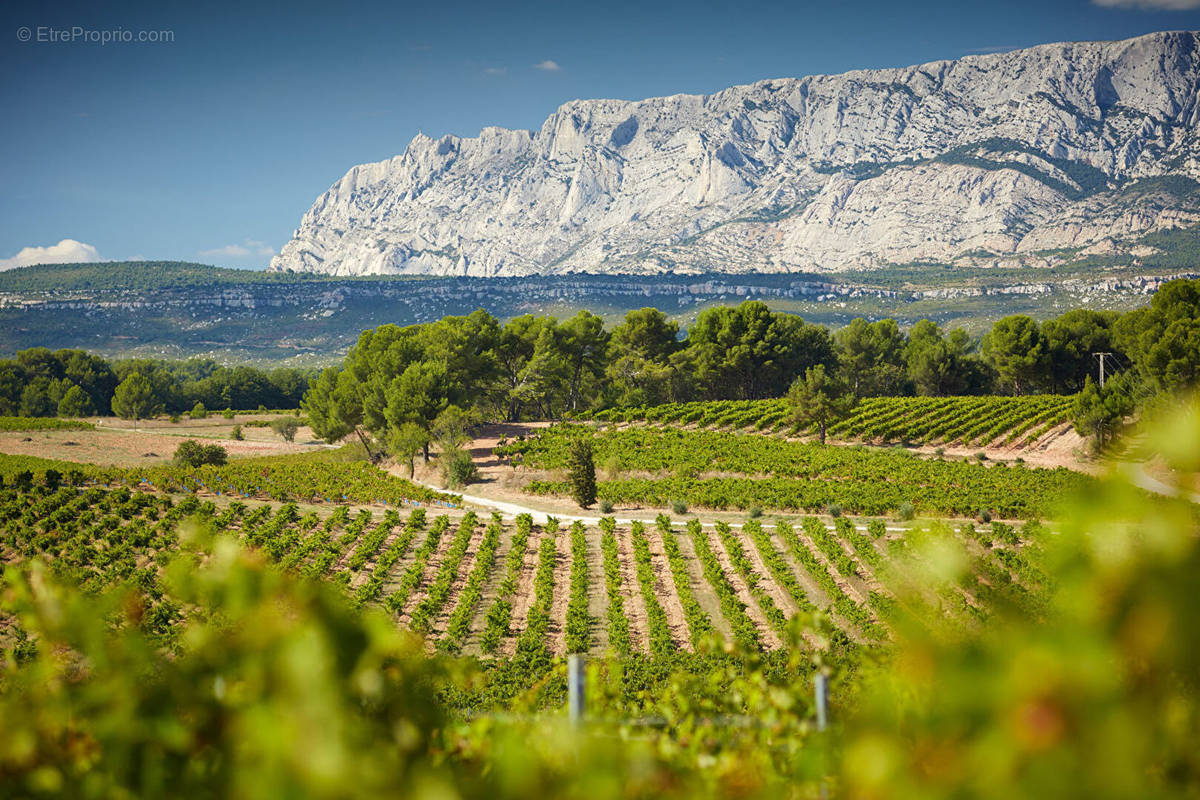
270 30 1200 278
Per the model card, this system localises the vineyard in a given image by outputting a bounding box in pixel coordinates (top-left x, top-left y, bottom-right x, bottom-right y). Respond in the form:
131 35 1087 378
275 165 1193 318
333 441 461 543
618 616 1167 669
0 450 458 508
2 408 1197 799
499 425 1088 518
0 416 95 432
0 479 1053 658
582 394 1075 447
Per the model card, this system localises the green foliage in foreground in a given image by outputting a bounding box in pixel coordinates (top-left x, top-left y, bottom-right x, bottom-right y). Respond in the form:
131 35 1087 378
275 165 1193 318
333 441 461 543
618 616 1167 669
0 416 94 432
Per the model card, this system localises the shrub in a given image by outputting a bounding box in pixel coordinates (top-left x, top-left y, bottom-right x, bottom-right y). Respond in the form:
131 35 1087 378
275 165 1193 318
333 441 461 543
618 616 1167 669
169 414 182 424
173 440 228 468
898 502 916 521
935 446 945 458
231 425 244 441
270 417 300 443
598 499 614 514
190 402 207 420
602 453 622 481
441 448 478 488
222 408 235 420
976 451 988 462
828 503 843 518
748 504 763 519
979 509 993 523
671 500 688 515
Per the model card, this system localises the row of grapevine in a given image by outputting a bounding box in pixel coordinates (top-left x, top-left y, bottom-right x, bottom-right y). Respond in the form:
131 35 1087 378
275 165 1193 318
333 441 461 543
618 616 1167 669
576 395 1074 447
0 451 459 508
598 517 632 657
409 513 479 634
511 424 1087 517
564 521 594 654
513 526 558 661
479 514 535 654
3 481 1057 658
713 521 789 640
654 515 715 647
685 518 763 651
354 509 427 606
629 521 676 659
385 516 452 616
438 515 503 654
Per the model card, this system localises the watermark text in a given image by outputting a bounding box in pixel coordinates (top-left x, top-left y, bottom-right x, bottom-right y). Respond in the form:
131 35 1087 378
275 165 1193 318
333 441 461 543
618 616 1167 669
17 26 175 45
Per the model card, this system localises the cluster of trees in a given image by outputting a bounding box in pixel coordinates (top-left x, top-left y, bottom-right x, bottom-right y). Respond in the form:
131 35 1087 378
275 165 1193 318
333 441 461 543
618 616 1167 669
303 276 1198 454
0 349 314 419
305 279 1200 459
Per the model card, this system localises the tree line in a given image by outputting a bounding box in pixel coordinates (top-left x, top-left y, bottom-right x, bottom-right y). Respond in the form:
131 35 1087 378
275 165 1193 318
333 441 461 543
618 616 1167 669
304 278 1200 457
0 349 315 419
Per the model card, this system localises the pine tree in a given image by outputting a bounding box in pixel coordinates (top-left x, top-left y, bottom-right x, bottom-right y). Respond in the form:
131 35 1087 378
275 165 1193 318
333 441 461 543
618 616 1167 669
57 385 92 417
787 364 857 444
567 437 597 509
111 373 161 427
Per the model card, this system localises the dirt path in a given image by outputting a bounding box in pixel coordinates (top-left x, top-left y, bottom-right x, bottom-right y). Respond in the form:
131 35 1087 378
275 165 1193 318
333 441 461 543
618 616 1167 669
614 525 651 655
502 526 547 658
547 524 572 656
642 525 693 651
670 525 733 643
584 526 610 654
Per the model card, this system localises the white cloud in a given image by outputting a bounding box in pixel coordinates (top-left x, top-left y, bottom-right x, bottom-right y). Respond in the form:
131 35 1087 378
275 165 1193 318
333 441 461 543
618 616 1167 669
0 238 100 271
198 239 275 259
1092 0 1200 8
483 66 508 76
533 59 561 71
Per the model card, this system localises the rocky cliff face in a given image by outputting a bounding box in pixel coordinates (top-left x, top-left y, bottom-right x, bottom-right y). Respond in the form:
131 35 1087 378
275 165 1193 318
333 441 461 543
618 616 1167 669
270 31 1200 277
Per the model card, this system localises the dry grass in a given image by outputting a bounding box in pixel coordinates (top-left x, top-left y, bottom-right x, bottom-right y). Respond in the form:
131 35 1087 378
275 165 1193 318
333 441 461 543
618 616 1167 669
0 415 327 468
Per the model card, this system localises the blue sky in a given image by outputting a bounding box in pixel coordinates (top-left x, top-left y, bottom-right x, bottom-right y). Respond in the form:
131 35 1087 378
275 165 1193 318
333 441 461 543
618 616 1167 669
1 0 1198 270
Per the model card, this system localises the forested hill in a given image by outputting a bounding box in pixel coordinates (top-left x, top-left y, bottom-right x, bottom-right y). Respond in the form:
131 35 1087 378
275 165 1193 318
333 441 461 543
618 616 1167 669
0 257 1195 363
0 261 332 292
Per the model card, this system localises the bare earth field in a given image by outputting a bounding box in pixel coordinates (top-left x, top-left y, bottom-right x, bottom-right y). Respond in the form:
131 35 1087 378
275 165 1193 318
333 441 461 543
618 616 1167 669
0 415 324 467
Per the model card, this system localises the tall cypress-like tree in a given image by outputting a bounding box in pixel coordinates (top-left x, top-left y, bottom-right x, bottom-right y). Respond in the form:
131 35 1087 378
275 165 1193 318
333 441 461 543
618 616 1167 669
567 437 597 509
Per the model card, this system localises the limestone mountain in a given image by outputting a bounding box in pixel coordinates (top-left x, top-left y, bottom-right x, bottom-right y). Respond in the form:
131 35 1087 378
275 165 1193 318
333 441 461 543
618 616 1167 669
270 30 1200 278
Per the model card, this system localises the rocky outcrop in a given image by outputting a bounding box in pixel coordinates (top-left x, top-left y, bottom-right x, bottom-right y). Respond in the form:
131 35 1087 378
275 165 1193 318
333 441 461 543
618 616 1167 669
271 31 1200 277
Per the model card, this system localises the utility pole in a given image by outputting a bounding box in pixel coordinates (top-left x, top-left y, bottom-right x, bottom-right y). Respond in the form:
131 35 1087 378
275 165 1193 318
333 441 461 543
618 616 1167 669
1093 352 1112 388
